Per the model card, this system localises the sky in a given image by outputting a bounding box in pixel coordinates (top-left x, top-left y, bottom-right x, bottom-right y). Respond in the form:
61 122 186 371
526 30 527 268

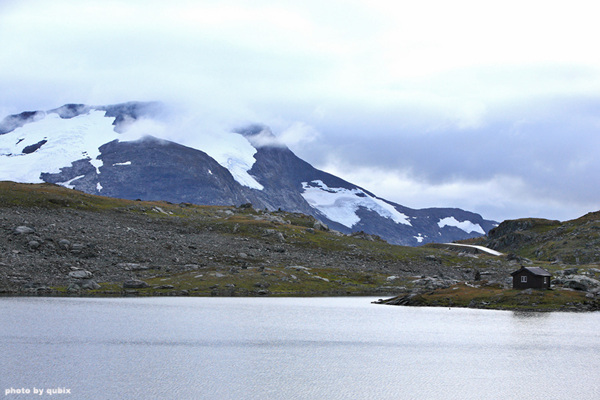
1 0 600 222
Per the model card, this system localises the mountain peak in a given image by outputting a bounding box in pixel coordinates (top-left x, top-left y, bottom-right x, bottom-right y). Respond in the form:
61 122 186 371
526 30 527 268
234 123 285 149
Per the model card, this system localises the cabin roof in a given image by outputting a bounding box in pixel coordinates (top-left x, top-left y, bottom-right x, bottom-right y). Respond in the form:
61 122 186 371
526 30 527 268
510 266 552 277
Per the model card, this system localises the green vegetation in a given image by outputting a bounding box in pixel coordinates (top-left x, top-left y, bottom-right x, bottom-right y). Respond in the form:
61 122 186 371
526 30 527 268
382 283 599 311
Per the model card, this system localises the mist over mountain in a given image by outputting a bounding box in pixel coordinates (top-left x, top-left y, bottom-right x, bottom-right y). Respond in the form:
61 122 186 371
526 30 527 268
0 102 498 246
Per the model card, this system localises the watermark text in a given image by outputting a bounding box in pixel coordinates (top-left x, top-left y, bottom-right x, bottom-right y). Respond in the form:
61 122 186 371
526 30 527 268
4 387 71 396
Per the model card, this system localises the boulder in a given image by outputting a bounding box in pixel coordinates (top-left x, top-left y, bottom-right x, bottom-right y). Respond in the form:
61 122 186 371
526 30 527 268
14 226 34 235
563 267 579 275
68 278 98 291
154 284 175 289
122 279 150 289
80 279 101 290
563 275 600 292
313 221 329 231
70 243 85 253
68 270 93 279
117 263 148 271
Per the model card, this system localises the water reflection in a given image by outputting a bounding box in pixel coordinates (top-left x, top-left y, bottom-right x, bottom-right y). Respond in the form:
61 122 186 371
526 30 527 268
511 310 551 319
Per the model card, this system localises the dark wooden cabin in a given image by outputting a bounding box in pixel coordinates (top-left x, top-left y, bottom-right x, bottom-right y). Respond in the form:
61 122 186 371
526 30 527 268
511 267 552 289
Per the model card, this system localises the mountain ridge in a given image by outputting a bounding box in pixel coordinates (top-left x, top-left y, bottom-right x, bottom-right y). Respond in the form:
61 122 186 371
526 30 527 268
0 101 498 245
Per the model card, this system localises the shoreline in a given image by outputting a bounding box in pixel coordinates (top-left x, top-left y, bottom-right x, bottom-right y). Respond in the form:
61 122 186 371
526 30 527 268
2 285 599 312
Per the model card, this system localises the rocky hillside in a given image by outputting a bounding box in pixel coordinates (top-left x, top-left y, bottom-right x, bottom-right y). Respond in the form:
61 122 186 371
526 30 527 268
2 182 599 311
0 182 508 295
476 212 600 265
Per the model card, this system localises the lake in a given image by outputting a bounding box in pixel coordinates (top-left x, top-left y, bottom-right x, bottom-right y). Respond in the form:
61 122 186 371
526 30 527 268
1 297 599 399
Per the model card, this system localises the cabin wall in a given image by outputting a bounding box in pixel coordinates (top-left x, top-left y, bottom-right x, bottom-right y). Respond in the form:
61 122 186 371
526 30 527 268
512 272 551 289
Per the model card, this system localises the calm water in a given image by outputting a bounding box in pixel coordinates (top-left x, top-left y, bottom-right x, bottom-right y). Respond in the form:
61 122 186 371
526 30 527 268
1 297 599 399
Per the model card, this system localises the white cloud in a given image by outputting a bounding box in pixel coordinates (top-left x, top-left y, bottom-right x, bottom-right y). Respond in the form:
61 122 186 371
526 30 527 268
279 122 321 146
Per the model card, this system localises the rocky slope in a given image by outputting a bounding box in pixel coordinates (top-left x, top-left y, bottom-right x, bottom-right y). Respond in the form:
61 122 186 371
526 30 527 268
2 182 600 311
477 212 600 265
0 182 507 296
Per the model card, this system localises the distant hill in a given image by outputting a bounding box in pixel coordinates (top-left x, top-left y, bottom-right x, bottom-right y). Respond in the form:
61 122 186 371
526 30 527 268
476 212 600 264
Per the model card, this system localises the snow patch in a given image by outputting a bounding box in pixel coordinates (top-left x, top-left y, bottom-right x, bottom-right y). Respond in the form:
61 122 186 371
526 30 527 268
223 157 263 190
0 111 118 183
59 175 85 189
437 216 485 234
90 158 103 174
96 182 103 192
113 161 132 166
443 243 503 256
301 180 411 228
414 233 426 243
188 130 263 190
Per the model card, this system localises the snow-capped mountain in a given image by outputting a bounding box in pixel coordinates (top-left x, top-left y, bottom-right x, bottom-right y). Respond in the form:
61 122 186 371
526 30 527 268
0 102 497 246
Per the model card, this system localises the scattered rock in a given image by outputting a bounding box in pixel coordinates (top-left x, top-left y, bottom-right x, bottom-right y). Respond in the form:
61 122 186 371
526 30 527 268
286 265 311 271
351 231 380 241
314 221 329 231
70 243 85 253
413 276 459 290
155 284 175 289
263 229 286 242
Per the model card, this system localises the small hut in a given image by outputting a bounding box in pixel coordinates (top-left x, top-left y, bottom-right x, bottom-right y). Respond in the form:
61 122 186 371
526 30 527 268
510 266 551 289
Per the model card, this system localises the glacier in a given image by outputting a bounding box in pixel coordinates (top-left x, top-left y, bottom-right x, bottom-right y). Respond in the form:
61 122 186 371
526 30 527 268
301 180 411 228
437 216 485 234
0 111 117 183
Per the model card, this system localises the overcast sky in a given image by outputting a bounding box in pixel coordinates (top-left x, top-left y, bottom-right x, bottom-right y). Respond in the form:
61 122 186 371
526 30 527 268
2 0 600 222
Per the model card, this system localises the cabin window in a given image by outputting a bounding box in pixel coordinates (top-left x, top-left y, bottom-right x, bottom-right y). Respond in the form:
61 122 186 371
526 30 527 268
544 277 548 284
521 276 527 283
